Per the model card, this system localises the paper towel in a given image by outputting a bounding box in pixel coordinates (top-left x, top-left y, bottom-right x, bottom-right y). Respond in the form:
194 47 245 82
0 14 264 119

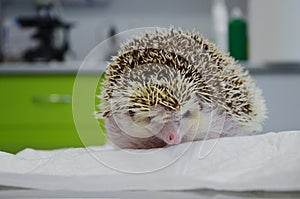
0 131 299 191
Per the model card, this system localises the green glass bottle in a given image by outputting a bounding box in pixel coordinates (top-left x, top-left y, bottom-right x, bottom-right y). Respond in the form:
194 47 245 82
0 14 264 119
229 7 248 61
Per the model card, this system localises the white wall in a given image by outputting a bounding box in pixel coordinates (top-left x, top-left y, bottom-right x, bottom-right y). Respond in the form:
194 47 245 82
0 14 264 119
249 0 300 63
253 74 300 133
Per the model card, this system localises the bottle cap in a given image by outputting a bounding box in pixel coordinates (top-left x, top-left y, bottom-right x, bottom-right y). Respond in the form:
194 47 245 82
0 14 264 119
231 7 243 19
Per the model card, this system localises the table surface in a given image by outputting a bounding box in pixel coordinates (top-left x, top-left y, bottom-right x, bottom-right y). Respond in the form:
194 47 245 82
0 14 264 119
0 187 300 199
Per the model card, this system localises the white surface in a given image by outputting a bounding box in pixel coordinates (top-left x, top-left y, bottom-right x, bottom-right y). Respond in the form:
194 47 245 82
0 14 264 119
0 131 300 192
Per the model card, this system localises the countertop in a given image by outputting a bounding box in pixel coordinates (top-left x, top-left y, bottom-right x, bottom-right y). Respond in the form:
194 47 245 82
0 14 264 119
1 61 300 75
0 61 106 75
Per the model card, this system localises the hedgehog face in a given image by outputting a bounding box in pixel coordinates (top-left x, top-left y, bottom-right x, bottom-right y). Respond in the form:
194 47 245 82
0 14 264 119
151 97 208 145
111 94 209 146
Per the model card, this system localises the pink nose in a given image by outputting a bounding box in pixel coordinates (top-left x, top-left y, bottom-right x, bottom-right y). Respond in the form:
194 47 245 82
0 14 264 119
167 133 181 144
168 133 175 141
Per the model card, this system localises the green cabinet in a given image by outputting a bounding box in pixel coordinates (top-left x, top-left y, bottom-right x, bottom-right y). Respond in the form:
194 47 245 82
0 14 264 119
0 74 106 154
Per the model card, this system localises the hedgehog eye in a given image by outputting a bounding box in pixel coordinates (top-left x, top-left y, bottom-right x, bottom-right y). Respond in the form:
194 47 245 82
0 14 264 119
142 116 154 124
182 110 191 118
128 110 135 117
147 116 154 121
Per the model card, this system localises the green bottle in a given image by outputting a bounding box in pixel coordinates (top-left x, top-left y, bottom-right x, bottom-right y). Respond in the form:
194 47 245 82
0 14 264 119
229 7 248 61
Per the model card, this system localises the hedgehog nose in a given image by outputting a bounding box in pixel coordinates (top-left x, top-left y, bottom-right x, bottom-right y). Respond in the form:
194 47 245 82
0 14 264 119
167 132 181 144
168 133 175 142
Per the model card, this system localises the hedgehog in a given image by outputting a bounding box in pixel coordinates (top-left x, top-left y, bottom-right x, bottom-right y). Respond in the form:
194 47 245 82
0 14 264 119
96 28 267 149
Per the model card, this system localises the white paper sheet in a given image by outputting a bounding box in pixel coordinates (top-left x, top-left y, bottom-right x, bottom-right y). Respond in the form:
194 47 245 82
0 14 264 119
0 131 300 191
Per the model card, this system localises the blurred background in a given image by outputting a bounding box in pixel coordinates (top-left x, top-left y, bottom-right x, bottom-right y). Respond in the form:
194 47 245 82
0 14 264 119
0 0 299 153
0 0 248 61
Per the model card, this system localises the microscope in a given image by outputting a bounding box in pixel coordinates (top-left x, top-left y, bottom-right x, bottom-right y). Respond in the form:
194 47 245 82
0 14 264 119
17 3 73 62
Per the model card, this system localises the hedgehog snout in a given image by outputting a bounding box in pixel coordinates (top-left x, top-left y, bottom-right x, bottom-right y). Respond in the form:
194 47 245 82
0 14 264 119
157 121 182 145
167 132 181 145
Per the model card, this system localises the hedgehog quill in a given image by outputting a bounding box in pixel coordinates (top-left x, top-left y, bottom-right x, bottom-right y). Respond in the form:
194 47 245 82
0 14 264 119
96 28 267 149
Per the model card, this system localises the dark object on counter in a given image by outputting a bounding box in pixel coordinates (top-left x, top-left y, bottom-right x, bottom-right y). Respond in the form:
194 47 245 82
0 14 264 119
105 25 119 60
16 3 73 62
